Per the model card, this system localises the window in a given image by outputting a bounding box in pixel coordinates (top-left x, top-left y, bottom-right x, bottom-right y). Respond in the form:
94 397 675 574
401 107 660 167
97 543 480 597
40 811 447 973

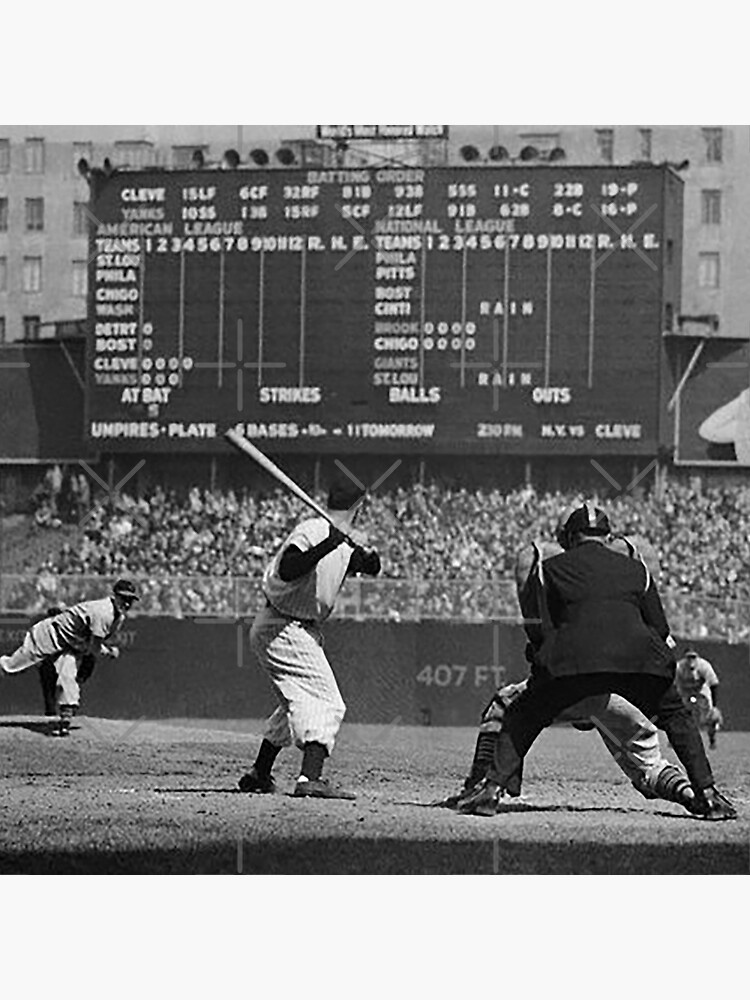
25 198 44 231
0 198 8 231
638 128 652 161
702 128 723 163
72 260 88 297
0 139 9 172
23 315 41 340
113 140 154 169
0 257 7 293
73 141 93 175
701 189 722 225
698 252 720 288
22 257 42 293
595 128 614 163
24 137 45 173
73 201 89 236
664 302 674 332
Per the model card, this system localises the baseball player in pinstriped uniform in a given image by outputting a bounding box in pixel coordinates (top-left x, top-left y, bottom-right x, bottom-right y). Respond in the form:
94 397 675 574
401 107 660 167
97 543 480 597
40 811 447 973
1 580 139 737
240 481 381 799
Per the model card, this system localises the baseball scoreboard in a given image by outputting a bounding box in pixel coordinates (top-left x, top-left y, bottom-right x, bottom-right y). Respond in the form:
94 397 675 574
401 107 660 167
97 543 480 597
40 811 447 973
85 164 683 453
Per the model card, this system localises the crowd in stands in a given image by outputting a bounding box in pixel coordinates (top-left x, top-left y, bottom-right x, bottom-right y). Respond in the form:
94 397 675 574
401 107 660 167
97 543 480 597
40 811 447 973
11 476 749 641
32 464 92 527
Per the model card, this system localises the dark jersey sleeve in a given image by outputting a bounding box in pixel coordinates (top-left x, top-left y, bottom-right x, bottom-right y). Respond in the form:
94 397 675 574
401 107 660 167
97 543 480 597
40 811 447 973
278 534 345 582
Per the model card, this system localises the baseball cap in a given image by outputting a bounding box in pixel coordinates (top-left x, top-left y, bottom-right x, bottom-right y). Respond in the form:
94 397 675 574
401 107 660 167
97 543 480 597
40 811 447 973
684 649 699 658
112 579 139 601
327 480 366 511
556 503 611 548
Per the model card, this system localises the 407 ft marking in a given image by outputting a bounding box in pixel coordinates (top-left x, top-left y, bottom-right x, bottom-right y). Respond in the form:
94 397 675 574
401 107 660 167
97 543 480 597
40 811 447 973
416 664 507 687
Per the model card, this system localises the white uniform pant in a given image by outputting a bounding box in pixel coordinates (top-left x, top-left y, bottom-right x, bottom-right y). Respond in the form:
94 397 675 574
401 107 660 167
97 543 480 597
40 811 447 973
3 624 82 708
558 693 667 792
54 654 82 707
482 683 668 793
1 620 63 673
250 605 346 754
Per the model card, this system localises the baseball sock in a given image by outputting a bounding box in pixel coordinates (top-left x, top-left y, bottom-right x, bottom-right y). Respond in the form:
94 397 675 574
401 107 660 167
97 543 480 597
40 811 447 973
300 741 328 781
652 763 695 806
466 732 499 786
59 704 75 734
254 739 282 778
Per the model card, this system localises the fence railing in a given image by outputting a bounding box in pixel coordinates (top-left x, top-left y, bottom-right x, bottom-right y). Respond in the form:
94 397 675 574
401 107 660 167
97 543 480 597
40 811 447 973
0 574 747 643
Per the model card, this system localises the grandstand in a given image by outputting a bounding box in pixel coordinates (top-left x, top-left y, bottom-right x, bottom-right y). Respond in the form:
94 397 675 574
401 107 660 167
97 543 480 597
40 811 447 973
2 475 748 643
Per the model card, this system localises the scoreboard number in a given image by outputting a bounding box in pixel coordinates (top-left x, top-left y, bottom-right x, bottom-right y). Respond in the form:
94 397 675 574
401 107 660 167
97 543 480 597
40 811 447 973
86 164 680 454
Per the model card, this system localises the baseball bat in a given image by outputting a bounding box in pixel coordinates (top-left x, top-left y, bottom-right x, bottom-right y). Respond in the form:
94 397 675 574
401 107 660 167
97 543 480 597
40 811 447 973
224 428 359 545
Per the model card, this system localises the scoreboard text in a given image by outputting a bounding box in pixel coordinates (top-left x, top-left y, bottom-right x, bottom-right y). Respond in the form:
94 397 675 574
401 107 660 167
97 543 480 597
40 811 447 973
85 165 682 453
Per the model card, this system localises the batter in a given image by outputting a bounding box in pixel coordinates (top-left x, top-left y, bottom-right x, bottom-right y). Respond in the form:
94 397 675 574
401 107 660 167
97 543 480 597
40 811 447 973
239 481 381 799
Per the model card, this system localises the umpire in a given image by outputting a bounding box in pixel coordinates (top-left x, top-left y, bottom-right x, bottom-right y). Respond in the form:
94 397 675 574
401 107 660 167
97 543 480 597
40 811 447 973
460 504 736 820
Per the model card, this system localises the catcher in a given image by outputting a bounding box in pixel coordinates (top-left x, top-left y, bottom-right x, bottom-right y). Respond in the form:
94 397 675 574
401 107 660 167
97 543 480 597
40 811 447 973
440 523 699 815
675 649 722 749
457 505 735 820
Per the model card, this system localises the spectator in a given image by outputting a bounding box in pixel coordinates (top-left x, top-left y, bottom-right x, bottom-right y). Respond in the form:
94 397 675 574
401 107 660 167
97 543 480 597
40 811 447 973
37 480 750 639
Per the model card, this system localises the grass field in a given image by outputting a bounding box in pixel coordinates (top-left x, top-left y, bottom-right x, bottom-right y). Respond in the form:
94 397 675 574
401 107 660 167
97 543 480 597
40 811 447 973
0 716 747 874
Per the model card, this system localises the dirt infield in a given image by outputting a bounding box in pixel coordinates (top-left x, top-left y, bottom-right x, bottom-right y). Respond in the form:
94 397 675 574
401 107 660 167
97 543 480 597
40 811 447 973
0 717 747 874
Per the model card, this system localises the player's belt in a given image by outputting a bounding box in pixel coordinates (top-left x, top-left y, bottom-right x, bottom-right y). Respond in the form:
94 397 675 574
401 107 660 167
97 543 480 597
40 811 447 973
265 599 317 627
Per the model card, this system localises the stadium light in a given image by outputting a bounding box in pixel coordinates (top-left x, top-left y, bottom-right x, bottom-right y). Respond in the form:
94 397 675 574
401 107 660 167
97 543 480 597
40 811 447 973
488 145 509 162
275 147 297 166
548 147 567 162
222 148 241 170
250 148 269 166
460 144 481 162
191 148 206 169
519 145 539 161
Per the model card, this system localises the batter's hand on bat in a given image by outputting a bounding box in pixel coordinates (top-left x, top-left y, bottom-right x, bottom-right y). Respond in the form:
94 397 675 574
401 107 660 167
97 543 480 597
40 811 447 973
102 645 120 659
327 524 349 548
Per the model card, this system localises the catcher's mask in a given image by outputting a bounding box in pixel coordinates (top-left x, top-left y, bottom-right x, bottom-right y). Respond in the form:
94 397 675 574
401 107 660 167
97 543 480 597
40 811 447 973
556 503 611 550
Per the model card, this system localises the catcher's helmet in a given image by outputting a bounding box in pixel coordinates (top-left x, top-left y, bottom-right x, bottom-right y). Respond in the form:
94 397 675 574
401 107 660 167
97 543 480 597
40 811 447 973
556 503 611 550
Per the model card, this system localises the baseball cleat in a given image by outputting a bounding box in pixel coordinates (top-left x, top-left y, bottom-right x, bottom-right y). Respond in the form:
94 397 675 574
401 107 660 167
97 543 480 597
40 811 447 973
293 778 356 800
457 777 502 817
692 786 737 821
432 787 470 809
238 767 276 794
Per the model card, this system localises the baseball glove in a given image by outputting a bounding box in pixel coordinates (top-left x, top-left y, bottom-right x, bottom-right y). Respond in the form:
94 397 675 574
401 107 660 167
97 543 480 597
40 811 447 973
708 706 723 728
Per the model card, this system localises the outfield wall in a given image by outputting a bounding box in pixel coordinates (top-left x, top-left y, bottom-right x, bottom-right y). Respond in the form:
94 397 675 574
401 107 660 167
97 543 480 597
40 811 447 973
1 619 748 729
